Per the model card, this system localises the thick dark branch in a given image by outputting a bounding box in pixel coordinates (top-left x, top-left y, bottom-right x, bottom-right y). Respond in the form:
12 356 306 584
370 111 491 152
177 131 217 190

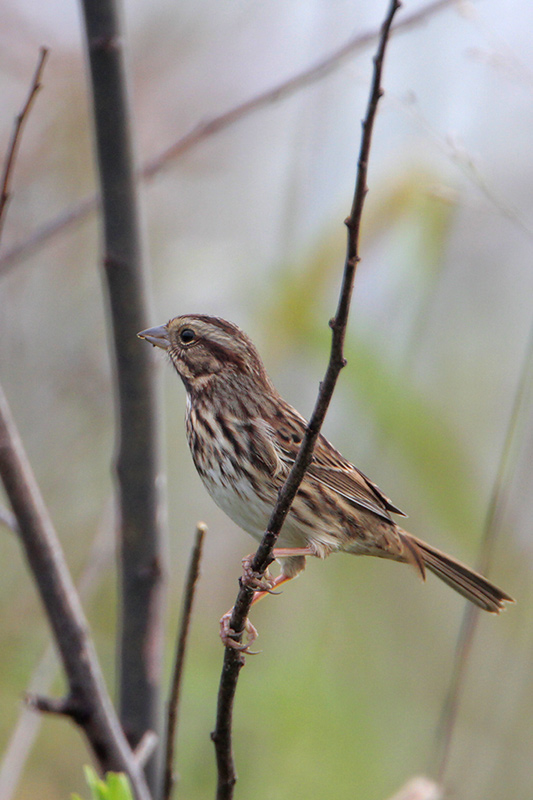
0 385 151 800
163 523 206 800
0 43 151 800
0 0 453 275
0 48 48 240
79 0 164 787
0 51 149 797
212 3 401 798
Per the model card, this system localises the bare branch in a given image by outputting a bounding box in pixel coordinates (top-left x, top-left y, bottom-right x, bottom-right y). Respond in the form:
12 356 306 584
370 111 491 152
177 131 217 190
211 3 402 798
0 385 151 800
0 48 48 240
0 0 454 275
25 693 84 718
79 0 164 786
0 504 19 535
163 523 206 800
0 503 113 800
134 732 159 770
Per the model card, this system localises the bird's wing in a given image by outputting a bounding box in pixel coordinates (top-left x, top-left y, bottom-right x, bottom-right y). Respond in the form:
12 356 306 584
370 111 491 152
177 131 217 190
234 418 287 478
307 462 406 521
269 403 406 523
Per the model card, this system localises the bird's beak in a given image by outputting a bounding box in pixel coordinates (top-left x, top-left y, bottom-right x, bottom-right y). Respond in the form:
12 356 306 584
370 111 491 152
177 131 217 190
137 325 170 350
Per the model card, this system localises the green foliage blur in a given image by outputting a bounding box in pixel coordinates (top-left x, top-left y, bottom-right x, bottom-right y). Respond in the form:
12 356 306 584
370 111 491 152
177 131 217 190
71 767 133 800
1 2 532 800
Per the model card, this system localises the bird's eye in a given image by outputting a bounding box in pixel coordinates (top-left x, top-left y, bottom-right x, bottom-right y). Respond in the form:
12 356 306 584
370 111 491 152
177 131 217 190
179 328 196 344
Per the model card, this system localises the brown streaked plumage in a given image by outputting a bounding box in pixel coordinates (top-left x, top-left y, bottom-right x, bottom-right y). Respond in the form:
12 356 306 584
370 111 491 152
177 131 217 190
139 314 514 617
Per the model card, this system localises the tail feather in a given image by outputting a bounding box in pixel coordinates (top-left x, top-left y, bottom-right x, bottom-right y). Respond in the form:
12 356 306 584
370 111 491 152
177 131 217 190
401 532 514 614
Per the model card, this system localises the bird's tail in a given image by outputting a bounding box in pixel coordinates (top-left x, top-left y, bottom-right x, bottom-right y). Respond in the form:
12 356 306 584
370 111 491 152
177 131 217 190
399 530 514 614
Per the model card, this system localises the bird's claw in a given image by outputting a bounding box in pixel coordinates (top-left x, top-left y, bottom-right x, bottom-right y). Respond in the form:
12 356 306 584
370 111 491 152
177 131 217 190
240 555 275 592
219 610 259 653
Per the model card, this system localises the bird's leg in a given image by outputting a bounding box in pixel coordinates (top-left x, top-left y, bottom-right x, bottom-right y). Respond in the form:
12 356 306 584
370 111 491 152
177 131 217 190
220 547 314 650
271 546 316 559
247 547 314 603
239 546 315 592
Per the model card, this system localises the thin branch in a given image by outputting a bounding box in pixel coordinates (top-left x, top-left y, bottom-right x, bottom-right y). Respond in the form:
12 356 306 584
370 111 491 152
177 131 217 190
0 504 19 534
141 0 446 181
0 503 114 800
134 732 159 770
433 315 533 782
79 0 164 788
0 0 454 275
0 48 48 240
211 3 402 799
163 523 206 800
0 385 151 800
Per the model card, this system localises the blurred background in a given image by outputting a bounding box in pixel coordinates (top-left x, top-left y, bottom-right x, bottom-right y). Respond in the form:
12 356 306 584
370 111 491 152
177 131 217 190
0 0 532 797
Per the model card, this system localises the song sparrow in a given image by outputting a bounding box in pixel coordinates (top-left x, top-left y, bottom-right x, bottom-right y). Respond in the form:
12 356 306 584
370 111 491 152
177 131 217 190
139 315 513 644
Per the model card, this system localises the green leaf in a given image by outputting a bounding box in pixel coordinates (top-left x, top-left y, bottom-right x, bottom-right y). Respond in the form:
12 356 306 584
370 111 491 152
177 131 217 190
104 772 134 800
72 767 134 800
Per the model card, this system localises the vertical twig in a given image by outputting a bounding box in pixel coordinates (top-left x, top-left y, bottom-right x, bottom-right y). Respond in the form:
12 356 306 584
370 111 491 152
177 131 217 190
0 45 150 800
433 317 533 781
211 3 402 799
79 0 165 789
163 524 207 800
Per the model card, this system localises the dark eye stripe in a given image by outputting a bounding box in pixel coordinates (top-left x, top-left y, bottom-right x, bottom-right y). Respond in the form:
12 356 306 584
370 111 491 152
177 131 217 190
205 340 246 371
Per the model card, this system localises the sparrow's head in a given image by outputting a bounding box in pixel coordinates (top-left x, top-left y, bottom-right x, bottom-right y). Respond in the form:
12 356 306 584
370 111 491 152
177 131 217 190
138 314 271 394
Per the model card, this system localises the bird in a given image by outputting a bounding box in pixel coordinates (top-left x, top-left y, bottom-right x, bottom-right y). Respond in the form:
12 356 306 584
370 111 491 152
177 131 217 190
139 314 513 646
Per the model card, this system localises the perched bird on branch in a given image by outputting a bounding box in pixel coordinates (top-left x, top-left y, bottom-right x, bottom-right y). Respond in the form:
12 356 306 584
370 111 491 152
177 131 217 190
139 315 513 646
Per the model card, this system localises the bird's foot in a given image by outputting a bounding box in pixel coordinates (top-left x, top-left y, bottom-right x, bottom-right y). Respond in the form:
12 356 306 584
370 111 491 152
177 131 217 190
240 554 277 593
219 610 259 652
